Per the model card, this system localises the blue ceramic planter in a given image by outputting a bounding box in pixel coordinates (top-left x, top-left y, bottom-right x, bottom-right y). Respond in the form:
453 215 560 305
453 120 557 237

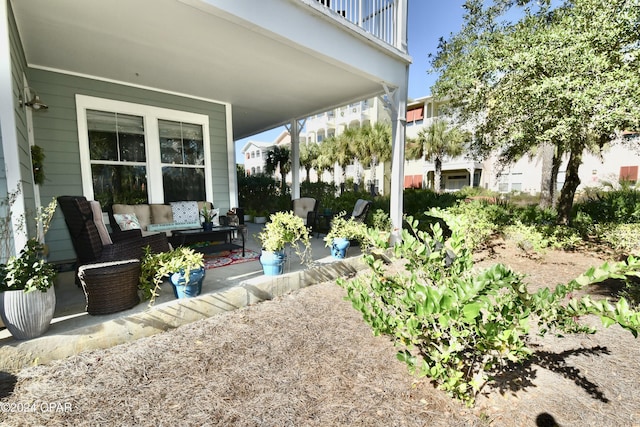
260 250 286 276
331 238 350 259
170 267 206 298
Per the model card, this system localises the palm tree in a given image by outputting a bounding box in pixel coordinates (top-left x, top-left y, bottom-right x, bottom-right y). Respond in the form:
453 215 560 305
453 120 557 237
264 146 291 193
334 128 357 193
406 119 469 193
355 122 392 196
315 137 338 183
299 141 319 183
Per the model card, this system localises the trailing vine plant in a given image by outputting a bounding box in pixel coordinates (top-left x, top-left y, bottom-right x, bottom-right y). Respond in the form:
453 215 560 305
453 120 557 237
31 145 46 185
338 208 640 405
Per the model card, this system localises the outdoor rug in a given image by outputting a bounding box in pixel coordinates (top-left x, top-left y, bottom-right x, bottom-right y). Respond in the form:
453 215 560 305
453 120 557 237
203 248 260 270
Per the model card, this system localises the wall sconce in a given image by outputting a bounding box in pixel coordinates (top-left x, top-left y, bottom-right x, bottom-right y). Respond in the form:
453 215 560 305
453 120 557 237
18 88 48 110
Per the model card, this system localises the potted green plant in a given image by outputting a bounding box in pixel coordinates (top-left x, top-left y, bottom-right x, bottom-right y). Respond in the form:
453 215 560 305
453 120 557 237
253 209 269 224
0 195 58 340
200 205 217 231
256 211 311 275
323 213 369 259
246 209 257 223
139 246 205 304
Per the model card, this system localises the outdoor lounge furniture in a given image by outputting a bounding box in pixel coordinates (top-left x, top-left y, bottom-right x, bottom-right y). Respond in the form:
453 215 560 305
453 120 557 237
313 199 372 237
77 259 141 315
292 197 319 226
350 199 372 222
108 201 214 237
57 196 170 284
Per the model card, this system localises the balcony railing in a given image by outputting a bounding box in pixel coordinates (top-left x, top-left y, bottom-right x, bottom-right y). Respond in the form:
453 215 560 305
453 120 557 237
314 0 398 47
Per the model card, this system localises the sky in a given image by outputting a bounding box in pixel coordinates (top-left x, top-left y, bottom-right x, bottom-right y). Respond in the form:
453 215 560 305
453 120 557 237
235 1 467 163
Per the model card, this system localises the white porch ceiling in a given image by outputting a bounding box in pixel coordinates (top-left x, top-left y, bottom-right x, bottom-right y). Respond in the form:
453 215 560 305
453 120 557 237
12 0 410 140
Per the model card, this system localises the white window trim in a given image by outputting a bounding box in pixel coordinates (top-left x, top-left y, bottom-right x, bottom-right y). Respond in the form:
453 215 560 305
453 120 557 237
76 95 213 204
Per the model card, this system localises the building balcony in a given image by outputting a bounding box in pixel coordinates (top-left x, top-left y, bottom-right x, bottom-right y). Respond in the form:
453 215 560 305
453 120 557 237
313 0 401 48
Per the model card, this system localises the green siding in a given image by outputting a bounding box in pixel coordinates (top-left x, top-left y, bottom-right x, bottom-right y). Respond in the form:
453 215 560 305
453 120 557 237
27 69 231 262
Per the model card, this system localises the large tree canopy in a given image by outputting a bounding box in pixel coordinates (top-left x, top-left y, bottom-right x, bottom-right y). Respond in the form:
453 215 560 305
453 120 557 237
432 0 640 223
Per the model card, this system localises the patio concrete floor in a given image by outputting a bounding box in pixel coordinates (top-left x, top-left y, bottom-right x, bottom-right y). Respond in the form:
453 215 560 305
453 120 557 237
0 223 367 373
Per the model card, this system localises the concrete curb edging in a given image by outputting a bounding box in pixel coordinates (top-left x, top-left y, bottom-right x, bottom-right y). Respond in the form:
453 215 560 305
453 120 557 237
0 256 367 373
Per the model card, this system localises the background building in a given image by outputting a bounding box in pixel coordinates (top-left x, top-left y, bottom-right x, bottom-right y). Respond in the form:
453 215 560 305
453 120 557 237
244 94 640 197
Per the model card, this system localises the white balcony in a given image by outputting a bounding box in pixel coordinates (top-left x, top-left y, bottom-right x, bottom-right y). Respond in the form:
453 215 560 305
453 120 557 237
314 0 400 48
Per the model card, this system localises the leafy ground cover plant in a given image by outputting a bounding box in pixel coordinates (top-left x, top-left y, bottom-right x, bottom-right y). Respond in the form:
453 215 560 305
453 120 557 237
338 210 640 406
503 221 583 253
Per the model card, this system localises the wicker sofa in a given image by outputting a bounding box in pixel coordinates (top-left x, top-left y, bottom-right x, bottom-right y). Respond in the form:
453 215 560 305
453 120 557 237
109 201 215 237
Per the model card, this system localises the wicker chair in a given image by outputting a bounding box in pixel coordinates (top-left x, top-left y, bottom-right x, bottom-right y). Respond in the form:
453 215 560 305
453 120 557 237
57 196 170 284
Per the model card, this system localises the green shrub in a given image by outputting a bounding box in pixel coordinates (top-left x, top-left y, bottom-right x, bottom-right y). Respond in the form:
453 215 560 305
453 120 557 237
238 174 280 213
300 181 337 208
436 202 504 250
402 189 463 231
339 213 640 405
456 186 499 199
370 209 392 232
504 221 583 253
322 190 375 216
574 187 640 224
598 223 640 255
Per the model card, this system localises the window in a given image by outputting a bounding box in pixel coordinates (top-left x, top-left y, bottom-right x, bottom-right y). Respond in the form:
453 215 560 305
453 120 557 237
159 120 205 202
497 173 509 193
511 172 523 192
77 95 212 206
86 110 148 205
620 166 639 182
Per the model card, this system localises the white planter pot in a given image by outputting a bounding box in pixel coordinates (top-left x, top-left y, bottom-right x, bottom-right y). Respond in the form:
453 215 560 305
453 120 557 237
254 216 267 224
0 287 56 340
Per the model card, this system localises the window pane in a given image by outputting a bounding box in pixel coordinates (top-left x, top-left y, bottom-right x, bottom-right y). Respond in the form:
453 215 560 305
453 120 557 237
87 110 145 162
91 164 148 207
162 167 205 202
182 123 204 165
159 120 183 164
87 110 117 161
159 120 204 166
117 114 146 162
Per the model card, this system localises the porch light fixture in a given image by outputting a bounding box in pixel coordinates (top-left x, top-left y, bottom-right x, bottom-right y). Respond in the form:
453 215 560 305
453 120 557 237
19 88 48 110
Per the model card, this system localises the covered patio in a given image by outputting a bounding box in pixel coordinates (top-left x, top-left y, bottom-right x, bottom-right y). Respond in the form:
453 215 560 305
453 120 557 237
2 0 411 264
0 0 409 363
0 223 368 371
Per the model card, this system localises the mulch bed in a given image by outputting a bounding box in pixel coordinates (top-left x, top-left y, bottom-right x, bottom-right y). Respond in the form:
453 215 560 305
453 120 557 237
1 239 639 426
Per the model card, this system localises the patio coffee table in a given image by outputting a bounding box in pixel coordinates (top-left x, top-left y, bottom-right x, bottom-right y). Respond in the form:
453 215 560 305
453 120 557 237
169 226 245 256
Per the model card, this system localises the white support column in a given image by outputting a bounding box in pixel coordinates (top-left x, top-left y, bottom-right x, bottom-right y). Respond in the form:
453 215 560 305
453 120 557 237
383 73 409 245
0 2 27 260
386 0 409 245
285 118 306 200
225 104 239 208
